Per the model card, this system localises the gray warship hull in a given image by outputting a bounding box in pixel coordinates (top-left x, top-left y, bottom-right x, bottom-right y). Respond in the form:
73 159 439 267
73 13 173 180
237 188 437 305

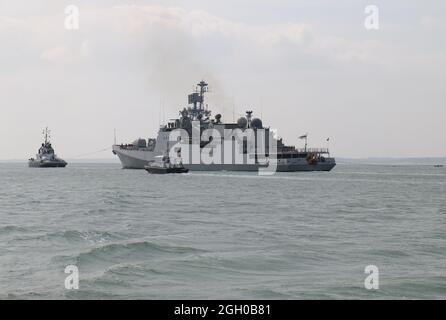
113 146 156 169
113 145 335 172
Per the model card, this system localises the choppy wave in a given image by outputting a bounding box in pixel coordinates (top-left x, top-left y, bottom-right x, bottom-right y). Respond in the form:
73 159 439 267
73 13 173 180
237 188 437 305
0 225 29 234
79 240 201 258
50 240 207 272
8 229 124 244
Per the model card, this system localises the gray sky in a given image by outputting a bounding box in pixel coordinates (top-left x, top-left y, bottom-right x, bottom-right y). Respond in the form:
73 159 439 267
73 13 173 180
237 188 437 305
1 0 445 159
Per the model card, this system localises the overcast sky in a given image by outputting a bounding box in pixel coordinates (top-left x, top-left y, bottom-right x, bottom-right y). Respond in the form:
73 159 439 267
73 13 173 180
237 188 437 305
1 0 445 159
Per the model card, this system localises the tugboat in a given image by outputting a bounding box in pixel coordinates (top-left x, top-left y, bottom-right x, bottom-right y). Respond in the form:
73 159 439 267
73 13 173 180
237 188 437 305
28 128 67 168
144 155 189 174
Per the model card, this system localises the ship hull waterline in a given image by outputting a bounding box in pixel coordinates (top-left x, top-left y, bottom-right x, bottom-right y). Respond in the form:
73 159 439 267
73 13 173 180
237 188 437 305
28 160 67 168
144 166 189 174
113 146 335 172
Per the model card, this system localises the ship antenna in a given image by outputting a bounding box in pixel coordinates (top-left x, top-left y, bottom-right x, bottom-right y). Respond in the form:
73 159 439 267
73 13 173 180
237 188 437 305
162 99 165 124
299 133 308 152
158 98 162 127
43 127 51 144
260 97 263 119
232 97 235 122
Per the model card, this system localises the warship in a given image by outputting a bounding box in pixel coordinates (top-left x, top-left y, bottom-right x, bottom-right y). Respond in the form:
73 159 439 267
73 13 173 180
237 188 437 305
28 128 67 168
113 81 336 172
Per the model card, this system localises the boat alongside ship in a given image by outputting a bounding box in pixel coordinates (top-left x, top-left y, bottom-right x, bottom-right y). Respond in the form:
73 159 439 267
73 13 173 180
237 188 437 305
144 155 189 174
113 81 336 172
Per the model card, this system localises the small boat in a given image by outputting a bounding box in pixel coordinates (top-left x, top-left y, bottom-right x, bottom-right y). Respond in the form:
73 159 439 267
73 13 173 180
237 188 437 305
434 165 444 168
28 128 67 168
144 156 189 174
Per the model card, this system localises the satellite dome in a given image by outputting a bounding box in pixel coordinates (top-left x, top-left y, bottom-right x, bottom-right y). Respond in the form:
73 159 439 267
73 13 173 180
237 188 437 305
237 117 248 128
251 118 263 129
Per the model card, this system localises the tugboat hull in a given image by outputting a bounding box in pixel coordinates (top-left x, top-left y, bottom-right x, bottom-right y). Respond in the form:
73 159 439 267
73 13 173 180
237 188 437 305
28 160 67 168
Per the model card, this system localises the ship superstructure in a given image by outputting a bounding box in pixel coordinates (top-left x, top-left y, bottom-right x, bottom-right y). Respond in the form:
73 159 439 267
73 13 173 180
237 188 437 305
112 81 335 172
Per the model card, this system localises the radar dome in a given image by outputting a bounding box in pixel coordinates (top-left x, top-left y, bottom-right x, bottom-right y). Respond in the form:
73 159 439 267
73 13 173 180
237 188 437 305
237 117 248 128
251 118 263 129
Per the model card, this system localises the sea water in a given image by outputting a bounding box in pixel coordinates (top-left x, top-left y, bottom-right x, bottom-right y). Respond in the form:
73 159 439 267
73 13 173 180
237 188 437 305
0 163 445 299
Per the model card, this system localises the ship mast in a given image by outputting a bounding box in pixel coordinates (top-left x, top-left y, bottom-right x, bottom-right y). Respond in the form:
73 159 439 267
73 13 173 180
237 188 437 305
197 80 208 110
42 127 51 144
187 80 210 120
